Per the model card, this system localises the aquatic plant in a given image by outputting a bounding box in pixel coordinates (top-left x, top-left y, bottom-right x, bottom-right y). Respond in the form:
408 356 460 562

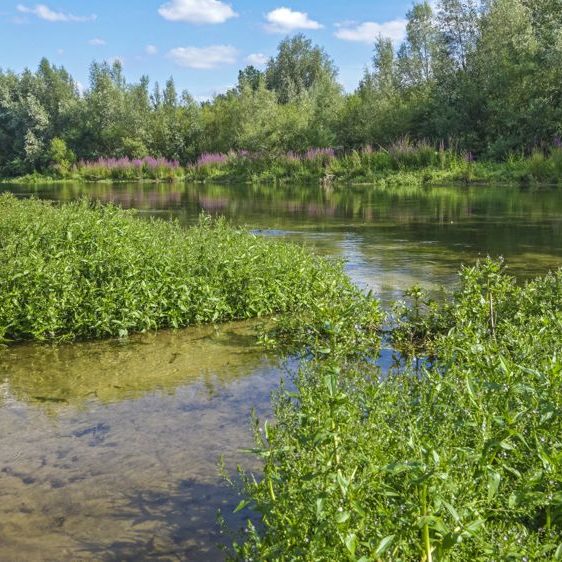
0 194 381 343
230 260 562 560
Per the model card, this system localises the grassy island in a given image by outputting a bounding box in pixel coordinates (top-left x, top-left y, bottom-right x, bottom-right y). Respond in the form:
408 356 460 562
0 194 380 343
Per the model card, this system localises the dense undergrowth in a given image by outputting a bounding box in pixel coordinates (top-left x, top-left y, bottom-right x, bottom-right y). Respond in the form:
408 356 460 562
0 194 380 343
230 260 562 561
5 142 562 188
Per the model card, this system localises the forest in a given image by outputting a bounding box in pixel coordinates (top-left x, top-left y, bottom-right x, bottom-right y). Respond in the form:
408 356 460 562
1 0 561 178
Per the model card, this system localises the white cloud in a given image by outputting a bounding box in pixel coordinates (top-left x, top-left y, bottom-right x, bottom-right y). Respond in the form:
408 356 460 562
334 19 407 44
89 38 106 46
17 3 96 22
167 45 238 69
158 0 237 24
265 7 322 33
145 45 158 55
194 85 230 102
246 52 268 67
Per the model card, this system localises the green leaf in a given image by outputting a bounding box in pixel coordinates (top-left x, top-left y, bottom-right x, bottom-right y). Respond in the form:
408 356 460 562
316 498 324 518
375 534 396 556
464 519 486 535
336 510 350 524
442 501 460 523
344 533 357 556
337 470 350 497
233 499 249 513
487 469 501 500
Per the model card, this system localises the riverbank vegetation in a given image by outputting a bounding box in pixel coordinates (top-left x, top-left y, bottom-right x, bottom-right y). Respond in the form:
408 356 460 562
183 142 562 186
1 0 561 184
0 194 380 343
230 259 562 560
7 142 562 187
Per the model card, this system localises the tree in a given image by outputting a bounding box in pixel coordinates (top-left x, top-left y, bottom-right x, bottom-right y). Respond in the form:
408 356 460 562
474 0 540 155
163 77 178 109
265 34 338 104
371 36 397 96
237 66 263 93
437 0 482 70
398 2 440 87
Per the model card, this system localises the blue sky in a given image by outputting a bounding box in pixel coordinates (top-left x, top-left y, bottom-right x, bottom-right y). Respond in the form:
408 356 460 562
0 1 416 99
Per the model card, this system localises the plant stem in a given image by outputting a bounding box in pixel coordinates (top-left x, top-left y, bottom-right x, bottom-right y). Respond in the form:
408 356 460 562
421 485 433 562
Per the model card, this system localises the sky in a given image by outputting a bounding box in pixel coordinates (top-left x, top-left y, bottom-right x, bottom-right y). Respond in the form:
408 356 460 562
0 0 417 99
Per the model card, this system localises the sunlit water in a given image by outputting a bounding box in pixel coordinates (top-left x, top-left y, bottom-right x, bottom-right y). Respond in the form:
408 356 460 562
1 182 561 560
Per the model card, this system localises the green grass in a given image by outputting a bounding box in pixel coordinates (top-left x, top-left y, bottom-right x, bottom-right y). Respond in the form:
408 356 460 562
230 260 562 561
0 194 381 343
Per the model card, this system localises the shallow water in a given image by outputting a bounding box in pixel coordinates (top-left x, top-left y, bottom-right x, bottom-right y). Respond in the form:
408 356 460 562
1 182 561 560
0 322 280 561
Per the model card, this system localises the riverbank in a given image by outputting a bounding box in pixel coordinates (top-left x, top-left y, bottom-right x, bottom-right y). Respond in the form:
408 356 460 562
4 145 562 188
184 146 562 187
0 194 380 344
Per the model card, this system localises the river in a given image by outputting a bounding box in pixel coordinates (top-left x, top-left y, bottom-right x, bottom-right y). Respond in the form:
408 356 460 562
1 182 561 560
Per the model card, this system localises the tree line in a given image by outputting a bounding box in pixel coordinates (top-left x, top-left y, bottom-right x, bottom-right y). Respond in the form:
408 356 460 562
1 0 561 177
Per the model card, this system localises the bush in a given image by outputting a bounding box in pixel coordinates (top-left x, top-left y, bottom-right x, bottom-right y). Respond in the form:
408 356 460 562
48 137 75 177
231 260 562 561
526 149 553 182
0 195 381 343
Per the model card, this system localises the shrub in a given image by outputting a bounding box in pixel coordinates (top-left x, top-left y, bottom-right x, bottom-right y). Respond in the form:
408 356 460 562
231 260 562 561
526 149 554 183
0 195 381 343
48 137 75 177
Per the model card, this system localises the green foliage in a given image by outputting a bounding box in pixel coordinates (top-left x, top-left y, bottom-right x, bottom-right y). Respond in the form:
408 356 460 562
231 260 562 560
265 34 338 105
0 195 380 343
48 137 75 176
182 143 562 186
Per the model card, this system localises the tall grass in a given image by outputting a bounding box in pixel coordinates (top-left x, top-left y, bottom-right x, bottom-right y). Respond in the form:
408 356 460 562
0 194 381 343
183 142 562 186
230 260 562 560
76 156 183 182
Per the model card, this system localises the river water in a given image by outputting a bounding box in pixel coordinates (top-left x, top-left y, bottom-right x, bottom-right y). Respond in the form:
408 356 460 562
1 182 561 560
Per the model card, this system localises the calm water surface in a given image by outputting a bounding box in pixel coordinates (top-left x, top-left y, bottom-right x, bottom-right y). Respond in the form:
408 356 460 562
1 182 561 560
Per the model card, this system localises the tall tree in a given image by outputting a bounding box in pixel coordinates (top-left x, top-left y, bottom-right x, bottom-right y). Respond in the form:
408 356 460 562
437 0 482 70
265 34 337 104
398 2 440 87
